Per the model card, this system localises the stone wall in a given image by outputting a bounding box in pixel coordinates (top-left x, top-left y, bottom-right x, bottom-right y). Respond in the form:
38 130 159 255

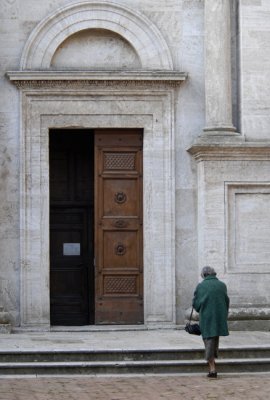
0 0 270 329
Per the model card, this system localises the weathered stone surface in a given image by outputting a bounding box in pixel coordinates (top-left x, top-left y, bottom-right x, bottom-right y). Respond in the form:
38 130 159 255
241 0 270 140
0 0 270 330
0 306 11 333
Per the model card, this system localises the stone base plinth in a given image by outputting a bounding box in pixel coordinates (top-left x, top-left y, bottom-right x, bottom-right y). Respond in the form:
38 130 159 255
229 320 270 331
0 324 12 334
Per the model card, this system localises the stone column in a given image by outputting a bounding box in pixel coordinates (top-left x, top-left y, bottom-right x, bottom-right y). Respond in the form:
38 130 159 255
203 0 238 136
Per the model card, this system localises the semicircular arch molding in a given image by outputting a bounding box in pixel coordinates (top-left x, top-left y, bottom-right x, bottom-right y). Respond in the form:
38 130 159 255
20 1 173 70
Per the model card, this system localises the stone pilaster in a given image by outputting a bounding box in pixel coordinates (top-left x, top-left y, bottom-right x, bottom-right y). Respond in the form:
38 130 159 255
203 0 239 137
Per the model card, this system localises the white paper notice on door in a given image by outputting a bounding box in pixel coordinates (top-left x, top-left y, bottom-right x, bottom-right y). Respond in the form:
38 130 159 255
63 243 81 256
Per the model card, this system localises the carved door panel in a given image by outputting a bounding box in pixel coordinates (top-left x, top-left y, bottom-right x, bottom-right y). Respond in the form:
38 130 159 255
95 129 143 324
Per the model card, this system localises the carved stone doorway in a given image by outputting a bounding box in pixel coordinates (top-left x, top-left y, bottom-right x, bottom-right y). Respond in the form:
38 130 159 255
11 87 177 329
7 0 186 329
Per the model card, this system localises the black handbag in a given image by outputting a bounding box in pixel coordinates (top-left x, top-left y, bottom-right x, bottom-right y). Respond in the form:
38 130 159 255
185 307 201 335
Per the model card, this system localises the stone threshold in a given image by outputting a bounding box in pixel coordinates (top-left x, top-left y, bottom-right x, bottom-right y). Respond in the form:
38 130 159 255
12 324 179 333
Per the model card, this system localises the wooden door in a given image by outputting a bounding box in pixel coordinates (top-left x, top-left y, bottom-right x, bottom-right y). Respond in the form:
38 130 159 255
49 130 94 325
95 129 143 324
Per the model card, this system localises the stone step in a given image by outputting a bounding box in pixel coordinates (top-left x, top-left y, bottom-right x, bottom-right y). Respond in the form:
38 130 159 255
0 358 270 375
0 347 270 375
0 347 270 363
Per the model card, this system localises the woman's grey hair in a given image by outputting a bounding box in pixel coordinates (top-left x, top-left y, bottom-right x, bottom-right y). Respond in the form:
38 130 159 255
201 266 217 279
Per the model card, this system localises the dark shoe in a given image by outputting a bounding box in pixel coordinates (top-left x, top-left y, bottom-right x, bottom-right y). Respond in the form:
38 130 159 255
207 372 217 378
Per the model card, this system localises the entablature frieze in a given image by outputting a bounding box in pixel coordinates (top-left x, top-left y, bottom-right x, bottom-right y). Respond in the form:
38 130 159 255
6 70 188 90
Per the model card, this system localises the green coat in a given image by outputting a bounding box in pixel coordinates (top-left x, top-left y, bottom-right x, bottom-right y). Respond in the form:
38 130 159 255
192 276 230 339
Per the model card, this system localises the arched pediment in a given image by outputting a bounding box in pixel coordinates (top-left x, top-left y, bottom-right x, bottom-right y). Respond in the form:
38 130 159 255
20 1 173 70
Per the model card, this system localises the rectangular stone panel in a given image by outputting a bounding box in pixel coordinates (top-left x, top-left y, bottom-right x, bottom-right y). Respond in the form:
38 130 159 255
226 183 270 273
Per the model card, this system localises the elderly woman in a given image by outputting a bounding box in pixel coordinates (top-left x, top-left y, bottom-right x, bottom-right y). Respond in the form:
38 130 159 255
193 266 230 378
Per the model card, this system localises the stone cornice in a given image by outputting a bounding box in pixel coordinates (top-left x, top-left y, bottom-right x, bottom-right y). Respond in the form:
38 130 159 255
188 141 270 161
6 70 188 89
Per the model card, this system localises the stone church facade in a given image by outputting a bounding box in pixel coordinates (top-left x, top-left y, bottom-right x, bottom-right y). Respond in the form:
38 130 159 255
1 0 270 330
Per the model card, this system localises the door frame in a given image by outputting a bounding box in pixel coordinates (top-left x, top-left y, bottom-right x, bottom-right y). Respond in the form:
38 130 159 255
17 87 176 329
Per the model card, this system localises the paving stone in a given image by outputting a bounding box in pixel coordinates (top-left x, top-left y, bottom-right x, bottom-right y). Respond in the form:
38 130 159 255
0 374 269 400
1 330 270 352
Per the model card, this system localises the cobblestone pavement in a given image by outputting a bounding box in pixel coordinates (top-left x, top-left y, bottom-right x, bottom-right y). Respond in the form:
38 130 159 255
0 374 269 400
